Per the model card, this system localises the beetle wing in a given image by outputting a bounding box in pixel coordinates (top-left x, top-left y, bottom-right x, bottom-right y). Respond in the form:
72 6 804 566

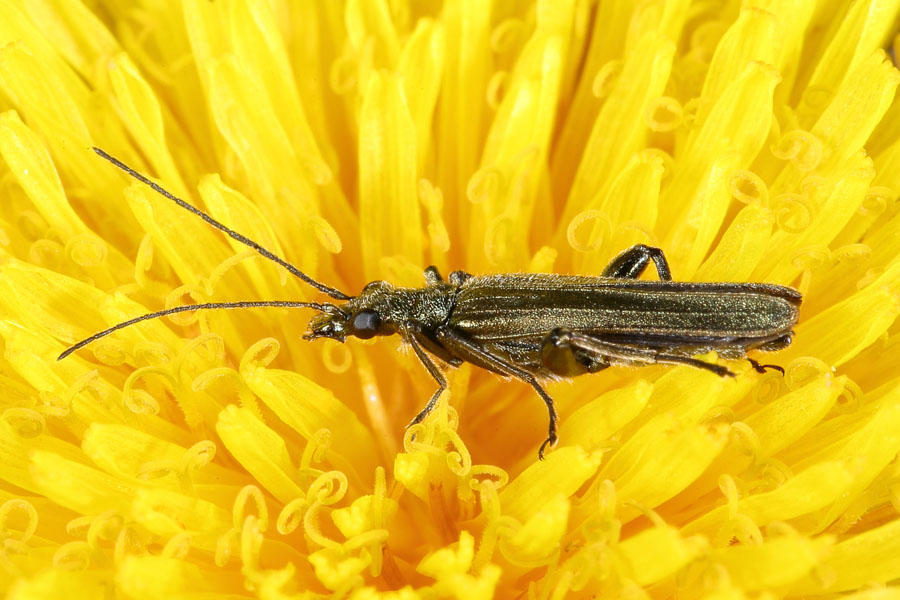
450 273 800 344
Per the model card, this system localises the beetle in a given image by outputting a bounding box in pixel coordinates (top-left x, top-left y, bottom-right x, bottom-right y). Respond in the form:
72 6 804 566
60 148 802 458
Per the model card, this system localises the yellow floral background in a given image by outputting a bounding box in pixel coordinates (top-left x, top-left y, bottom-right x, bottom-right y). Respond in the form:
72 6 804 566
1 0 900 598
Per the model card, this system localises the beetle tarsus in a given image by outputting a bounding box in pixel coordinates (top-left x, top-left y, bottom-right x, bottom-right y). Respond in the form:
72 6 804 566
538 431 558 460
747 357 785 375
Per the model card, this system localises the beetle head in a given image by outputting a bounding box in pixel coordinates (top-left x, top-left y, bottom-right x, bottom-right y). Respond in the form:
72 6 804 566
304 280 396 342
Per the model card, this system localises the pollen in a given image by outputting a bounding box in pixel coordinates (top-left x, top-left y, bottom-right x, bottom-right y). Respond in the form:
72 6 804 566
1 1 900 599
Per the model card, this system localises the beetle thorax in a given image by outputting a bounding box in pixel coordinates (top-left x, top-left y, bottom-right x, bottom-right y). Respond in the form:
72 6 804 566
306 280 457 342
348 281 456 332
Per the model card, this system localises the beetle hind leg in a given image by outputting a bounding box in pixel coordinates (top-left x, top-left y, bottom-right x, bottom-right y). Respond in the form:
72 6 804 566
655 353 735 377
541 328 610 377
747 357 785 375
753 333 793 352
547 330 736 377
602 244 673 280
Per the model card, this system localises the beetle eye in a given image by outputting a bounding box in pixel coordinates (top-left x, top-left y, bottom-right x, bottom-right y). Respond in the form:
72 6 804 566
350 309 381 339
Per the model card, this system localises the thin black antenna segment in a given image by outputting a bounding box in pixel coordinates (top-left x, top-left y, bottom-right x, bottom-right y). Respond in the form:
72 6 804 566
93 147 351 301
58 300 337 360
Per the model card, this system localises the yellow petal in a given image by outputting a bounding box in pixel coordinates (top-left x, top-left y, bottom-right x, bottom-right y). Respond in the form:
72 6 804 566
499 446 600 522
682 461 854 535
713 533 829 591
215 405 304 504
359 71 422 283
501 493 569 563
615 524 705 586
242 363 379 484
794 518 900 593
559 379 652 451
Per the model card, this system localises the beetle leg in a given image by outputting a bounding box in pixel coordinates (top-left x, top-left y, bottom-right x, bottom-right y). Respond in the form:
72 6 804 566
449 270 472 285
541 329 609 377
547 329 735 377
654 353 734 376
424 265 444 284
436 328 559 459
405 333 448 428
427 266 472 286
752 333 793 352
747 357 785 375
602 244 672 281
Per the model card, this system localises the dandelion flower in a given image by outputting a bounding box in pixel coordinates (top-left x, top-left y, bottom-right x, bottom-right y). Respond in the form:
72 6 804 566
1 1 899 598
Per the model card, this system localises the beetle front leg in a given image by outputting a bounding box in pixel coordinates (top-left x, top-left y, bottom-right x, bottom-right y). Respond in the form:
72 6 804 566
424 266 444 285
602 244 672 281
427 266 471 286
405 333 448 428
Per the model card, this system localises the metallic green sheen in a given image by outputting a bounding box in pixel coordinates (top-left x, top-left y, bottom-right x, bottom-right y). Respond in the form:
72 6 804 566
452 274 800 341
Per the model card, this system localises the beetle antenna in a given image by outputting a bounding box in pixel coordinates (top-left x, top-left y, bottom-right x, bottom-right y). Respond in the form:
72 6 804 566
93 147 351 301
58 300 343 360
